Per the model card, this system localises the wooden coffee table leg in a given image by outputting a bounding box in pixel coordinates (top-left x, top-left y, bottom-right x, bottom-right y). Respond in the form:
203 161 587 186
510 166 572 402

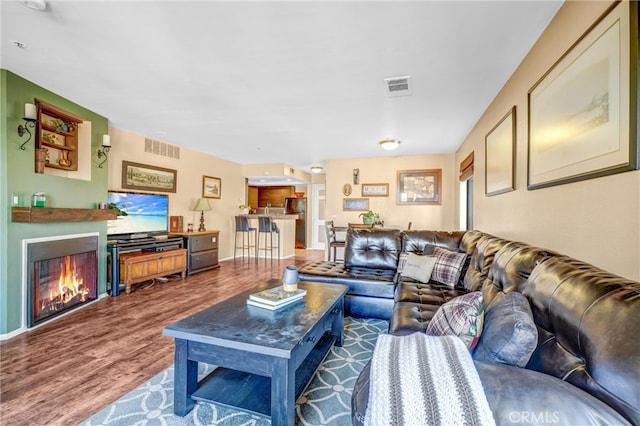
271 357 296 426
173 339 198 416
332 300 345 347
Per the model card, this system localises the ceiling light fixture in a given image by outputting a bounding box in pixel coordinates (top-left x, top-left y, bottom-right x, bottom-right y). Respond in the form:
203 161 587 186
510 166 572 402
21 0 47 11
310 166 323 174
379 139 401 151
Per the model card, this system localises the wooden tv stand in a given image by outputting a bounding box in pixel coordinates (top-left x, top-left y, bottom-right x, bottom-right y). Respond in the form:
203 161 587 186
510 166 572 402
107 236 186 295
119 249 187 294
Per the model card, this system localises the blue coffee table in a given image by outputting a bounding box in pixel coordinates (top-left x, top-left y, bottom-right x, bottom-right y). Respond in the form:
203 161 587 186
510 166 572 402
163 280 348 425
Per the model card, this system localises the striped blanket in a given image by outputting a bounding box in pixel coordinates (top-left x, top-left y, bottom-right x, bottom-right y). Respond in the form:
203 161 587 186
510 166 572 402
365 333 495 426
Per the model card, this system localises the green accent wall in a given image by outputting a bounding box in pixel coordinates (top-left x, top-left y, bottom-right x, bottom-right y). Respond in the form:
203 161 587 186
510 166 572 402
1 69 110 335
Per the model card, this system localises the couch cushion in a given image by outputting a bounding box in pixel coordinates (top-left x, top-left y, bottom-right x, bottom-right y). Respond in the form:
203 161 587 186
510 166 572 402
431 247 467 288
426 291 484 349
473 291 537 367
298 261 395 298
524 256 640 424
400 230 466 254
462 236 509 291
480 242 558 306
344 228 401 271
475 361 632 426
397 252 436 283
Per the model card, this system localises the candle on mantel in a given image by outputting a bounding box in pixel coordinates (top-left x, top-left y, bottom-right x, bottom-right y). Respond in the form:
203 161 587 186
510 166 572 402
102 135 111 147
25 103 37 120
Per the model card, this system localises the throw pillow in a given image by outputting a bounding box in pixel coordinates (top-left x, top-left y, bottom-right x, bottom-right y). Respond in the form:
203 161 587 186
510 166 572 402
473 291 538 367
397 253 437 283
426 291 485 350
431 246 468 288
422 244 436 255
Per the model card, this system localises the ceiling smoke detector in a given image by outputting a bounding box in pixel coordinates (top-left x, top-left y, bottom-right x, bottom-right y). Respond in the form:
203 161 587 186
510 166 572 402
384 75 412 98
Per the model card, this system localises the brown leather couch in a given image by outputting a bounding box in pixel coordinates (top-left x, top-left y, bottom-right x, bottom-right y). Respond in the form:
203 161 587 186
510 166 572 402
300 229 640 425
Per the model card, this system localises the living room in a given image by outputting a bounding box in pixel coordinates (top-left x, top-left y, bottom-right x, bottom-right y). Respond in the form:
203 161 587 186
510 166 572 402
1 0 639 424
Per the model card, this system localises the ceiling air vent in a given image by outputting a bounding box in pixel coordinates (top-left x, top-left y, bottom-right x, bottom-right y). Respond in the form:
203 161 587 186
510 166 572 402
384 75 412 98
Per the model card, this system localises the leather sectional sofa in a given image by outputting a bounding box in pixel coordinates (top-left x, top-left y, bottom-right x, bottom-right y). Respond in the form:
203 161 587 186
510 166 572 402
299 229 639 425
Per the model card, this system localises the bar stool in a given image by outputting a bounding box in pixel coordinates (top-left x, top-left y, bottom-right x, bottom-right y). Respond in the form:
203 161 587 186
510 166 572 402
234 216 256 261
257 216 280 261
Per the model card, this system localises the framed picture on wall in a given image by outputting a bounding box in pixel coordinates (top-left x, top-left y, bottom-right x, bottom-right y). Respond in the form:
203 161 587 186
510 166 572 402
527 1 639 190
343 198 370 211
396 169 442 205
362 183 389 197
202 175 222 199
121 161 177 193
485 106 516 196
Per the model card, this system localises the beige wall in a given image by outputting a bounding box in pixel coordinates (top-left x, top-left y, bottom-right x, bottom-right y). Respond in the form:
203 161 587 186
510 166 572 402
107 127 246 260
455 0 640 280
326 154 456 230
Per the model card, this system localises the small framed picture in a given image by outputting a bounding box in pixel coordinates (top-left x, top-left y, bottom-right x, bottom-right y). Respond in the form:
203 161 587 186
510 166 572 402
202 175 221 199
343 198 370 211
397 169 442 205
362 183 389 197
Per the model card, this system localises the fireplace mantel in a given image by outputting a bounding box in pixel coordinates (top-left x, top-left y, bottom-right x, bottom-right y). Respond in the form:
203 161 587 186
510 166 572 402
11 207 116 223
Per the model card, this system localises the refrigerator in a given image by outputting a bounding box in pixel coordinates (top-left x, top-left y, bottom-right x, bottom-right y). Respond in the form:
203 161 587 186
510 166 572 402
285 197 306 249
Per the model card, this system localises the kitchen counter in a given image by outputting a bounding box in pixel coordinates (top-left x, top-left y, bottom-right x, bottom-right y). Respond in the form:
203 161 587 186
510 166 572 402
239 215 297 258
241 213 298 220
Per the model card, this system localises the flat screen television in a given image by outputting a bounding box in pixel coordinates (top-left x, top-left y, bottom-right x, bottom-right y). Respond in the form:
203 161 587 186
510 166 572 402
107 190 169 239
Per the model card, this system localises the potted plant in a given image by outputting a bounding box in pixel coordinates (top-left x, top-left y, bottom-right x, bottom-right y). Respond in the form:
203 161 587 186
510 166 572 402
239 204 251 215
358 210 380 224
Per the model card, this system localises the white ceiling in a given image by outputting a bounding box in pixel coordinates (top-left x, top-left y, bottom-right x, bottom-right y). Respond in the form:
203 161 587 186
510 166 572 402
1 0 563 182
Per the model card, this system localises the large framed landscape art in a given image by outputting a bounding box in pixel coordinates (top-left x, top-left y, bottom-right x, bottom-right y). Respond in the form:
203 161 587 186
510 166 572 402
396 169 442 205
527 1 639 190
122 161 177 193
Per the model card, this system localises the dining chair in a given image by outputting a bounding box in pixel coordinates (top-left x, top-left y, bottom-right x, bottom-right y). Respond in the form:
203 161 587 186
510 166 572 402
325 220 345 262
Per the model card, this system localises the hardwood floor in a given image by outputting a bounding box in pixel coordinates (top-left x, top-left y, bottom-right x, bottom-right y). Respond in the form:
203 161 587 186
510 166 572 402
0 249 324 426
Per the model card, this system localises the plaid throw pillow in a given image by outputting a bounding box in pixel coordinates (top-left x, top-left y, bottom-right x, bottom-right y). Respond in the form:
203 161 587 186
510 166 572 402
432 246 467 288
427 291 485 350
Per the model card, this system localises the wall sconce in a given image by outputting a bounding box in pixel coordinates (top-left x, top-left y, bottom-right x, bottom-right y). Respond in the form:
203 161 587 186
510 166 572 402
97 135 111 168
18 103 37 150
353 168 360 185
193 198 213 232
379 139 401 151
310 166 323 174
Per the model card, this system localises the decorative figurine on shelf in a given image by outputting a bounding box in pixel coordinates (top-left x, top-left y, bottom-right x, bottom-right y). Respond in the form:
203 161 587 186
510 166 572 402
187 223 194 233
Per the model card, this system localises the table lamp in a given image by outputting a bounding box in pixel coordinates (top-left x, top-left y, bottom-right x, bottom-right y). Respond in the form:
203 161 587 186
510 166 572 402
193 198 212 232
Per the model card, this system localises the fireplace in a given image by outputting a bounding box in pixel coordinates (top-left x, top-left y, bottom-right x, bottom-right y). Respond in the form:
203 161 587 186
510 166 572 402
25 234 99 327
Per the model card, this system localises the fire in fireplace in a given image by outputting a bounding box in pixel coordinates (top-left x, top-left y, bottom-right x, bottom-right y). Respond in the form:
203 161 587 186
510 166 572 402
26 234 98 327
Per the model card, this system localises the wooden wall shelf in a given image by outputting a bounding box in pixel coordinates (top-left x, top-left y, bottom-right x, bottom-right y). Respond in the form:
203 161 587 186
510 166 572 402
11 207 116 223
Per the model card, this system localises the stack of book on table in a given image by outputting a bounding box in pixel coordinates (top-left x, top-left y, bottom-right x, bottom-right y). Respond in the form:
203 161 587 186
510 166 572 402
246 286 307 310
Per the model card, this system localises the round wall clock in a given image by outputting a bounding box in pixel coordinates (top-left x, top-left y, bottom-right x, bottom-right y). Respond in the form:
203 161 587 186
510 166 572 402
343 183 352 196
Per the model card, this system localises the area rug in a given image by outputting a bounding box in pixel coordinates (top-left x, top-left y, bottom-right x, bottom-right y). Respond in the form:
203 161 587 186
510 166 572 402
81 317 388 426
